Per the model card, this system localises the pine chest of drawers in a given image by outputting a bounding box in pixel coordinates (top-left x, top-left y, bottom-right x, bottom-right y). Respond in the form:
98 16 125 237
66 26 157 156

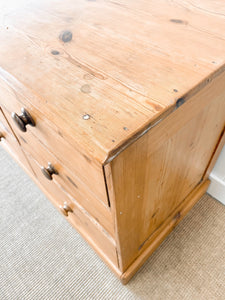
0 0 225 284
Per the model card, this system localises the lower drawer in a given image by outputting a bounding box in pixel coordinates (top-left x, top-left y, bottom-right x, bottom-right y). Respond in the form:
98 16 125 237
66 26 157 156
18 130 114 237
23 151 119 269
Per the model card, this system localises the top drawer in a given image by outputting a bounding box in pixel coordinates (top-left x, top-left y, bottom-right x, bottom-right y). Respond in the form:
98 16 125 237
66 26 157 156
0 77 109 207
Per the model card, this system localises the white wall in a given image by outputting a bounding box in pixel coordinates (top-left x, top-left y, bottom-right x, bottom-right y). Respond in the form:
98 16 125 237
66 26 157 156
208 146 225 205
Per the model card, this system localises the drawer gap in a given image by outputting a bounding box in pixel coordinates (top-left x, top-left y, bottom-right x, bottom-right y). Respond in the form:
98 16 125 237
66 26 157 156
103 165 111 208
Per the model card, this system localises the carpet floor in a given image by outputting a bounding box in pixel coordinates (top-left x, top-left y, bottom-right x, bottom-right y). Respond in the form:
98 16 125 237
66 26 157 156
0 146 224 300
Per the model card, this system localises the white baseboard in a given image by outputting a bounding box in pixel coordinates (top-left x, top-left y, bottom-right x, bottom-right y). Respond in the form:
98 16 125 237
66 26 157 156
208 173 225 205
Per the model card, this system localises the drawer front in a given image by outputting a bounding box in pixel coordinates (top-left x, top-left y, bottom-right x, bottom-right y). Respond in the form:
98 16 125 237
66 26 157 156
24 151 118 268
0 107 33 174
0 77 109 207
21 131 114 237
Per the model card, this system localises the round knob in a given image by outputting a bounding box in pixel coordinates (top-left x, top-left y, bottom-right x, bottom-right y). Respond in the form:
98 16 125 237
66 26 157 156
59 202 73 216
41 162 58 180
11 108 35 132
0 132 4 141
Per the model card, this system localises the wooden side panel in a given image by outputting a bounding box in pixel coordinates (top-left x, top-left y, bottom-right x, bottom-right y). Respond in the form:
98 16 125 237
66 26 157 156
108 72 225 271
120 180 210 284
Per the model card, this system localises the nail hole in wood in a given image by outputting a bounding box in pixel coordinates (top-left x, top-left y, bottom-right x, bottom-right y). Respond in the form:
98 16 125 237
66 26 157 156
81 84 91 94
51 50 60 55
59 30 73 43
83 114 90 120
170 19 185 24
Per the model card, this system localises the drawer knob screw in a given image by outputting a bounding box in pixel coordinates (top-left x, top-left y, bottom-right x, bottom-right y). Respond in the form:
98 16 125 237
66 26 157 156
41 162 58 180
11 108 35 132
59 202 73 216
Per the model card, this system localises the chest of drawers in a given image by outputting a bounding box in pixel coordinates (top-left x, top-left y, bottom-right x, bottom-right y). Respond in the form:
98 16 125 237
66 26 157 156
0 0 225 284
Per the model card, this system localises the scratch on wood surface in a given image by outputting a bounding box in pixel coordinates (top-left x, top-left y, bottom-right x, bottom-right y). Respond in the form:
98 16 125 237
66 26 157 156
64 51 107 80
170 19 188 24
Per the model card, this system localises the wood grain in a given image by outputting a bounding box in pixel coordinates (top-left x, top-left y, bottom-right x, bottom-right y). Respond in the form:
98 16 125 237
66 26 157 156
0 0 224 163
120 179 210 285
24 150 119 270
0 111 119 274
202 126 225 181
15 122 115 237
0 78 109 207
0 0 225 284
108 72 225 270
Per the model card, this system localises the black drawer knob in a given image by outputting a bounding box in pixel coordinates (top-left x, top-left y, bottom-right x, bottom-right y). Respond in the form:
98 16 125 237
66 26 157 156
41 162 58 180
59 202 73 216
11 108 35 132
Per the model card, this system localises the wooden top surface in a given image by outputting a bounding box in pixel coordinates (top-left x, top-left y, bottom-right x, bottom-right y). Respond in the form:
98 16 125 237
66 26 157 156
0 0 225 164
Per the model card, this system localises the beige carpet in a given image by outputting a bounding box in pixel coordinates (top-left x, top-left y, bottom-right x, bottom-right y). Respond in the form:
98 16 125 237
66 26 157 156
0 146 224 300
